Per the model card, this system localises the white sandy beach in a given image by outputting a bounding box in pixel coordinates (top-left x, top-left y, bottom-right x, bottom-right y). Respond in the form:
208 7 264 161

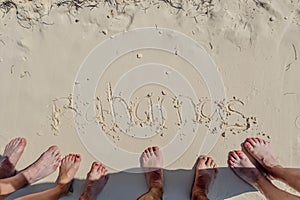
0 0 300 199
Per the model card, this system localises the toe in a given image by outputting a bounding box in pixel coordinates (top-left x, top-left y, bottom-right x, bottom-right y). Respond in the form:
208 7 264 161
75 154 81 161
228 159 235 166
148 147 154 156
197 155 207 168
144 150 150 159
206 157 213 167
65 154 71 162
61 156 66 163
258 138 266 145
229 156 237 163
231 151 239 160
70 154 76 162
11 138 18 146
253 138 260 143
244 142 253 151
56 155 62 162
236 150 245 159
153 146 160 156
21 137 27 144
247 138 257 146
92 162 100 172
199 155 208 163
208 157 216 168
255 137 263 143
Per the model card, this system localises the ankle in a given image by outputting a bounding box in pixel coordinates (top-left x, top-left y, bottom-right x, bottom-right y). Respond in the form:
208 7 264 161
56 183 72 196
191 191 208 200
252 173 270 190
79 192 91 200
266 165 283 179
149 186 163 199
21 169 35 184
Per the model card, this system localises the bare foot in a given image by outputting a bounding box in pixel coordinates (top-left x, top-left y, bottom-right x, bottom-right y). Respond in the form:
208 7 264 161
244 138 280 170
228 150 265 189
55 154 81 195
57 154 81 185
22 145 61 184
80 162 109 200
0 138 27 178
192 156 217 199
141 146 163 189
138 146 164 200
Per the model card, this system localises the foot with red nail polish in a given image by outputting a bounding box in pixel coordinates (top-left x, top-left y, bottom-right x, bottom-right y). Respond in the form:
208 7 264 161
57 154 81 190
228 150 264 189
244 138 280 171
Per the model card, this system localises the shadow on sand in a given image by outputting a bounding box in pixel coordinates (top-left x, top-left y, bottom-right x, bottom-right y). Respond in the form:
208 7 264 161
7 166 255 200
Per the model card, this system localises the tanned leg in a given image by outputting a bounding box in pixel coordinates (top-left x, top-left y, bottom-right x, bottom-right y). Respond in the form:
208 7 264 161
15 154 81 200
0 146 61 197
191 156 217 200
229 150 300 200
244 137 300 192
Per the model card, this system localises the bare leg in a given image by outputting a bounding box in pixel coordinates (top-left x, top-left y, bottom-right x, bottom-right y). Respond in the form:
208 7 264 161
244 137 300 192
138 146 163 200
229 150 300 200
15 154 81 200
0 138 27 178
0 145 61 196
191 156 217 200
79 162 109 200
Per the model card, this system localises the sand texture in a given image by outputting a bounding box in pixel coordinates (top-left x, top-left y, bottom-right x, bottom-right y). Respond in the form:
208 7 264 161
0 0 300 199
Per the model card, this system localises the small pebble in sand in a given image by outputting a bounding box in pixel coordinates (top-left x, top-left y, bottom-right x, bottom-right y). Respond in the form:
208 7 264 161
36 132 44 136
137 53 143 59
102 29 108 35
0 58 3 62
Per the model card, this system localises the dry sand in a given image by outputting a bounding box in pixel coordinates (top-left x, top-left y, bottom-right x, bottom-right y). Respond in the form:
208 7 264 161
0 0 300 199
